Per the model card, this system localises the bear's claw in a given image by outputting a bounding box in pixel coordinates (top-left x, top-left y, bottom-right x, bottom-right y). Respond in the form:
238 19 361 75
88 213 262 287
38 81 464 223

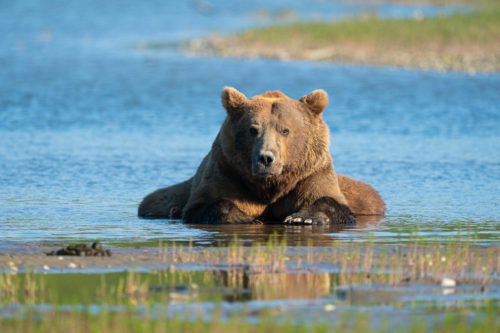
284 214 328 225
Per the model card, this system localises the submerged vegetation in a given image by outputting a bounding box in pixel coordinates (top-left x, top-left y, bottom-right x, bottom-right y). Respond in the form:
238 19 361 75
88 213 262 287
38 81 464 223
185 7 500 72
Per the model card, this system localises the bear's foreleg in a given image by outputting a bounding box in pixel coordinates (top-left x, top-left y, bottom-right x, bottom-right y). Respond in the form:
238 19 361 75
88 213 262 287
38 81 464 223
281 168 357 224
183 199 262 224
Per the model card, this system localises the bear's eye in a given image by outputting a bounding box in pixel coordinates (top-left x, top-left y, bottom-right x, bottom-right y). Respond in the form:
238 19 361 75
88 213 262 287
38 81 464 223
249 127 259 136
281 128 290 136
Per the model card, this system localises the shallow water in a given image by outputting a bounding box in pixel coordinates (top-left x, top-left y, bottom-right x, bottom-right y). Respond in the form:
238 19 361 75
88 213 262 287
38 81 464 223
0 0 499 246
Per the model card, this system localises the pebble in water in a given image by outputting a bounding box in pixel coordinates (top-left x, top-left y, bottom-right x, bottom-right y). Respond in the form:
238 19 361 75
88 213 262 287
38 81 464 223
441 278 456 287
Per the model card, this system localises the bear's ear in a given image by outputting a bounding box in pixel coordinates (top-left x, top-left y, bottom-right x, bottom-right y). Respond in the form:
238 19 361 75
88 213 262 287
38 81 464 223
221 87 248 116
300 89 329 116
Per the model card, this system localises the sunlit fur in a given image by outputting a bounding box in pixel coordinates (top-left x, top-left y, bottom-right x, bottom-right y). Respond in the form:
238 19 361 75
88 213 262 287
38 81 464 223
139 87 385 223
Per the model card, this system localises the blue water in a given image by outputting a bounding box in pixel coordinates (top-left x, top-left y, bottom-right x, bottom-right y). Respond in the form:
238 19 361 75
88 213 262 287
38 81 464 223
0 1 498 245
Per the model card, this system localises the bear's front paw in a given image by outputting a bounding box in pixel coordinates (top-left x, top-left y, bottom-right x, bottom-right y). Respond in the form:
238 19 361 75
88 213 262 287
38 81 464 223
283 213 329 225
283 197 357 225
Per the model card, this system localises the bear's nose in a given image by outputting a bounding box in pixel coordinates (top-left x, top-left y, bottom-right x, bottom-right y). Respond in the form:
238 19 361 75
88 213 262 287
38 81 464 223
258 151 275 167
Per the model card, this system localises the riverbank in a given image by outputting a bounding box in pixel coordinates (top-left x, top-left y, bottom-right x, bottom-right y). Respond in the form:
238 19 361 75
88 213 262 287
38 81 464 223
184 8 500 73
1 239 498 332
1 238 498 282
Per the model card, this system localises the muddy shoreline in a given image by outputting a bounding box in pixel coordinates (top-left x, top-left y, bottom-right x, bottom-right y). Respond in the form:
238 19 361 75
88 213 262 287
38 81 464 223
183 35 500 73
1 241 498 286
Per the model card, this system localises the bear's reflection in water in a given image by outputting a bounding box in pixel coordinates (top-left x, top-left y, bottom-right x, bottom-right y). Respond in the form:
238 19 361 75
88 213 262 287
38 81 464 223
212 269 332 301
183 215 385 246
153 269 333 302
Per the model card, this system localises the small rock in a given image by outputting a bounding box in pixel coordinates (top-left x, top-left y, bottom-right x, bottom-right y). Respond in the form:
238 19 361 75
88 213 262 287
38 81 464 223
401 276 411 283
46 241 111 257
43 265 50 270
324 304 336 312
58 256 64 260
441 278 456 287
68 262 77 269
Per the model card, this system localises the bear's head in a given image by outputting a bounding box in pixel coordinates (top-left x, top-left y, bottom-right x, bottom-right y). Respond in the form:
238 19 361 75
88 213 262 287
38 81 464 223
220 87 330 179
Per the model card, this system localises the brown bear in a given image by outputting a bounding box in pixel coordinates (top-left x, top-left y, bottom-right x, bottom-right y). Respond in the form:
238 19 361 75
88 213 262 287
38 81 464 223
138 87 385 224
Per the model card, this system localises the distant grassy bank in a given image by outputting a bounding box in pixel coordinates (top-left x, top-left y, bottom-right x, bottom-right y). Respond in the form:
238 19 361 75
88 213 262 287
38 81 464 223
185 8 500 72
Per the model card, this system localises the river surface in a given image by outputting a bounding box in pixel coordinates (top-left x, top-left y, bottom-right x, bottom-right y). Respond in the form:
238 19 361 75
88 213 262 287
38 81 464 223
1 0 498 246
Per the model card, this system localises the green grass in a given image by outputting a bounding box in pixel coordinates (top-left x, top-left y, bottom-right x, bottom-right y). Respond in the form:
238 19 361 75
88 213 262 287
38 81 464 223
239 9 500 48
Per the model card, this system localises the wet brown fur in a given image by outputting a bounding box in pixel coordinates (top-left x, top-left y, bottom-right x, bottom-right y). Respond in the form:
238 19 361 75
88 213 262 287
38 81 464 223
138 87 385 224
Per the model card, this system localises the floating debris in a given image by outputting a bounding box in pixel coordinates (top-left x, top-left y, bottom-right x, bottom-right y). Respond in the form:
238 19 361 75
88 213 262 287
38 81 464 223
46 241 111 257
